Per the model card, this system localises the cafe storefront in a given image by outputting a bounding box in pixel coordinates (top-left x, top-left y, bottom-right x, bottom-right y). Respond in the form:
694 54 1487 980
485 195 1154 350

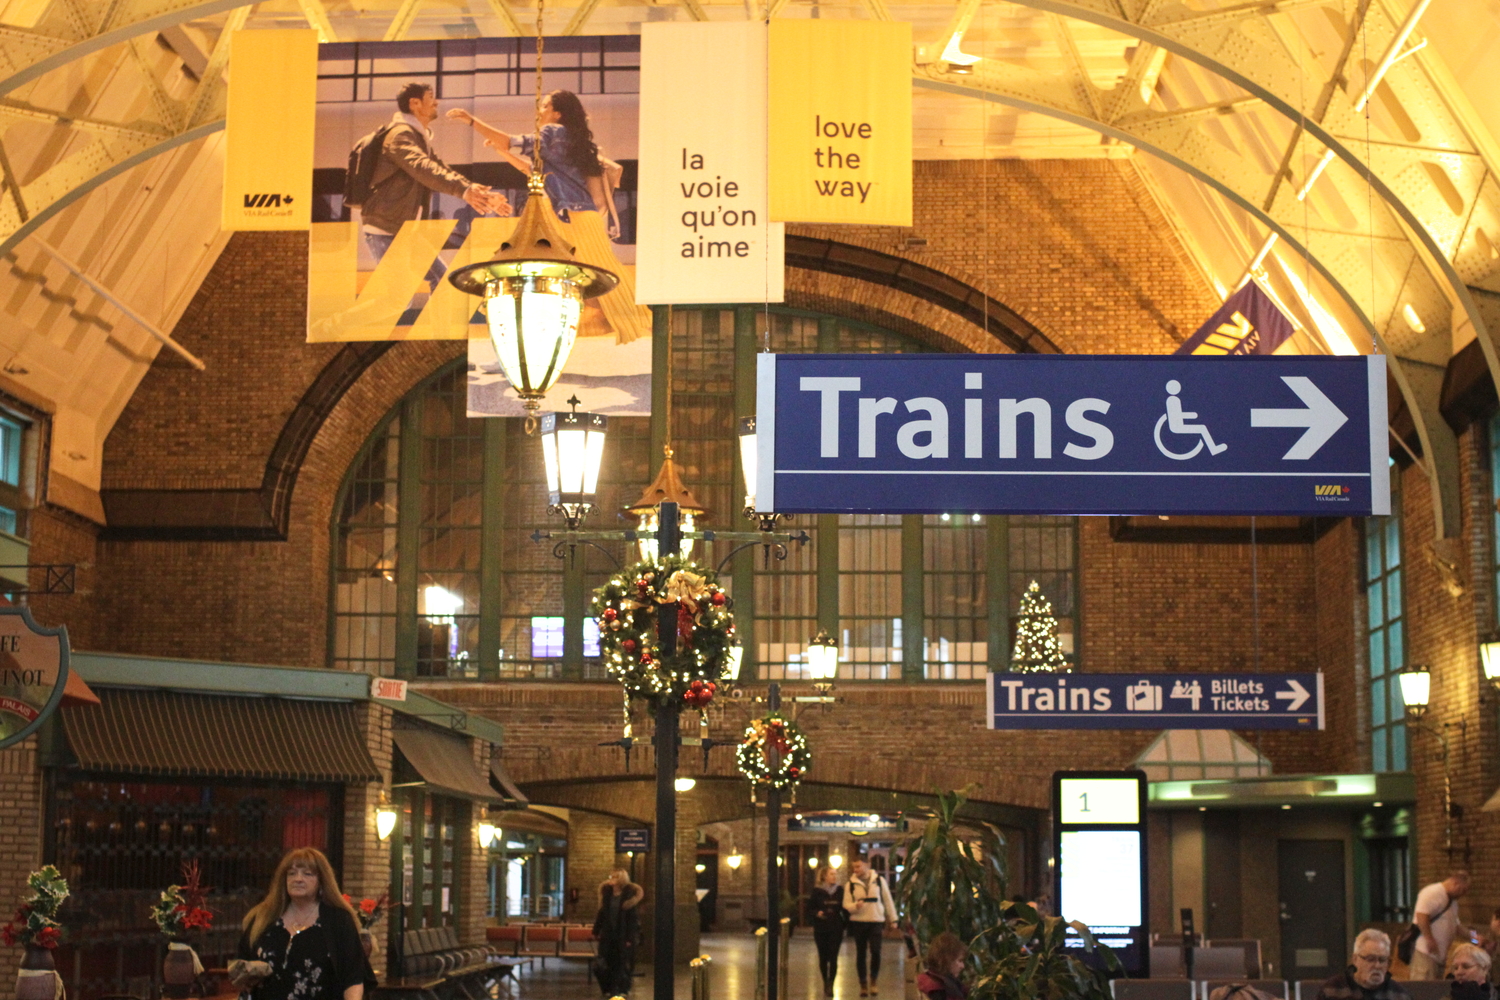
29 652 513 1000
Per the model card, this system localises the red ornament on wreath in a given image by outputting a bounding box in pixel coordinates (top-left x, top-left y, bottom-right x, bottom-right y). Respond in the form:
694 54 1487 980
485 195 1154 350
602 608 618 622
622 639 637 653
710 592 726 607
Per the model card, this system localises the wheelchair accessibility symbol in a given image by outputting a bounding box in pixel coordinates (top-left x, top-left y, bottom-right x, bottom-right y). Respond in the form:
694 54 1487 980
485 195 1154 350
1154 380 1228 460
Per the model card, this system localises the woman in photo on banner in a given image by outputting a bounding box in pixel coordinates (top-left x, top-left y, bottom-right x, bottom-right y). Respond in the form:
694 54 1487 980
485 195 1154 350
447 90 623 239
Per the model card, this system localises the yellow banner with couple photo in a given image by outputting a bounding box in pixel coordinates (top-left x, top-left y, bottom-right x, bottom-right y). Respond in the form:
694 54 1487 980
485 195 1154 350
306 212 648 342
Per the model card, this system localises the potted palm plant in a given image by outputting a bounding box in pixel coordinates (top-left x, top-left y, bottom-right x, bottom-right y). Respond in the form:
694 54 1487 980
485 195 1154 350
893 787 1118 1000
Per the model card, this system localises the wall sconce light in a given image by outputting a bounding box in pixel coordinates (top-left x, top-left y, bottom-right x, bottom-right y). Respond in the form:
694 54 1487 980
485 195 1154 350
1480 636 1500 692
725 642 744 684
478 821 498 849
1399 664 1431 718
695 863 706 873
726 853 744 870
828 854 844 869
375 791 397 841
674 777 697 793
807 856 820 869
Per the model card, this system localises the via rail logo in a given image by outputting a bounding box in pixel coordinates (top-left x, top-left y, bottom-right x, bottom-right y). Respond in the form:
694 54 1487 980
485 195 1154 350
1314 484 1352 501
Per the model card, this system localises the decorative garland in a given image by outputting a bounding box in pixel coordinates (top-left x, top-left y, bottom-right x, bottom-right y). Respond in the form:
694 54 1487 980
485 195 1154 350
593 554 735 705
737 713 811 789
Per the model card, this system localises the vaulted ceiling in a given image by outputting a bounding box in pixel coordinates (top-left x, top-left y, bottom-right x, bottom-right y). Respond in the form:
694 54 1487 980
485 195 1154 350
0 0 1495 536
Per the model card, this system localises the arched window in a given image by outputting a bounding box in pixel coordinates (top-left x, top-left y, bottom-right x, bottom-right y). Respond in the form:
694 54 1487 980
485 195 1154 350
330 308 1080 680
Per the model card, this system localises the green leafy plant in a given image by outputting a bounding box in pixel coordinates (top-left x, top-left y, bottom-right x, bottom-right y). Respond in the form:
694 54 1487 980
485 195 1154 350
893 785 1008 954
2 865 68 949
894 788 1119 1000
968 901 1118 1000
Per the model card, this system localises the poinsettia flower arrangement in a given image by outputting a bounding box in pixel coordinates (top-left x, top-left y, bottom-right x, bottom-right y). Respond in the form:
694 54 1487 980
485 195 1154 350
343 892 390 930
151 861 214 939
1 866 68 949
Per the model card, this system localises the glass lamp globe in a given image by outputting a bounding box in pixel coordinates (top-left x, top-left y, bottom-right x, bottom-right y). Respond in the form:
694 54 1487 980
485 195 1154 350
805 629 839 681
448 175 618 423
540 402 608 528
1398 664 1431 717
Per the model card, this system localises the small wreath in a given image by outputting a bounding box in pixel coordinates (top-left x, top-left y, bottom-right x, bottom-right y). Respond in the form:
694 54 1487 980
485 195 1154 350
593 554 735 705
737 713 811 789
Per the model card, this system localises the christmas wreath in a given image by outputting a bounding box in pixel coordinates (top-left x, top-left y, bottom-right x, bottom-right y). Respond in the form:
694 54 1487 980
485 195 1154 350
737 713 811 789
592 554 735 705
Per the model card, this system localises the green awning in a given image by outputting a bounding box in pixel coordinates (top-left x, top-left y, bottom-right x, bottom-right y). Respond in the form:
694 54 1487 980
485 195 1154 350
62 688 379 783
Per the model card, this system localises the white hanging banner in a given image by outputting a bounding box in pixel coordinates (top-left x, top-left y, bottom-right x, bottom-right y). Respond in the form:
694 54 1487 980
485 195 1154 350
636 22 784 305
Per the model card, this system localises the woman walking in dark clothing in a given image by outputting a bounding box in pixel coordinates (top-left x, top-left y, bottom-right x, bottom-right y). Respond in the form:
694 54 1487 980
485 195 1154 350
809 866 846 997
234 848 369 1000
592 869 643 996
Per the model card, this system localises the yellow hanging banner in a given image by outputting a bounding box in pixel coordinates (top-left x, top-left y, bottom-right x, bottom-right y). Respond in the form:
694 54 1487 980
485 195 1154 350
222 29 317 231
768 19 912 226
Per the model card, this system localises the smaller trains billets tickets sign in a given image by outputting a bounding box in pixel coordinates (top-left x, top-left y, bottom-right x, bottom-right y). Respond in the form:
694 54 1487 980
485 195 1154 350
987 672 1324 730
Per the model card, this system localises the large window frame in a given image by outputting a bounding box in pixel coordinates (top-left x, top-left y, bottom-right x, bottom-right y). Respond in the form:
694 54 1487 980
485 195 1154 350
1365 466 1406 772
329 307 1082 681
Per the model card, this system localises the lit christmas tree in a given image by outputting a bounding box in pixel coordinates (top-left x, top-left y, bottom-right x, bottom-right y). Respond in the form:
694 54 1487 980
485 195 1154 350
1011 579 1069 673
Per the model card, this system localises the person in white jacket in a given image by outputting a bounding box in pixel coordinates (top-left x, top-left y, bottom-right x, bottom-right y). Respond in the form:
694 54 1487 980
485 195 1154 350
844 859 898 996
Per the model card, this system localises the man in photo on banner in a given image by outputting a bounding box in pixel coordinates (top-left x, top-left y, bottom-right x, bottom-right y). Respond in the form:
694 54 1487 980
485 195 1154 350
360 82 511 287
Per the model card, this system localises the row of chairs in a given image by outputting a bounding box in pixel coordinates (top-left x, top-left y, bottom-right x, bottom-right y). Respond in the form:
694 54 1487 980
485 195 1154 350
487 923 597 966
1114 979 1457 1000
1151 943 1263 980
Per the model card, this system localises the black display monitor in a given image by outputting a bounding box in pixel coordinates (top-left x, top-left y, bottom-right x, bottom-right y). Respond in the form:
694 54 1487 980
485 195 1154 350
1051 770 1149 976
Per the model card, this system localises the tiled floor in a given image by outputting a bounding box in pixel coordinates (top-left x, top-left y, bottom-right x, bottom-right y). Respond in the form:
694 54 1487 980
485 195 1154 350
507 931 911 1000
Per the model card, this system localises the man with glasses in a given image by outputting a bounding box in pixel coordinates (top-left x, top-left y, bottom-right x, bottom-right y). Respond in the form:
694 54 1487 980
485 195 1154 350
1315 929 1411 1000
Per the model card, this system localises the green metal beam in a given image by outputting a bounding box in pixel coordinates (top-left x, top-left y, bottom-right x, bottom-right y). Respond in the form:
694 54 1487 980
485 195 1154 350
396 395 423 680
478 419 505 682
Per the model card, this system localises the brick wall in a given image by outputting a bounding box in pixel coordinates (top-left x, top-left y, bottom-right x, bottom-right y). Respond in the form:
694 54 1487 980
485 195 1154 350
0 740 43 989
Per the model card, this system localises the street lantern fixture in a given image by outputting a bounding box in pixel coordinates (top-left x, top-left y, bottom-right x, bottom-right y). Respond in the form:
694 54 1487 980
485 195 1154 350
725 642 745 683
1399 664 1431 718
540 398 608 529
737 416 784 531
626 449 709 561
805 629 839 682
478 821 498 848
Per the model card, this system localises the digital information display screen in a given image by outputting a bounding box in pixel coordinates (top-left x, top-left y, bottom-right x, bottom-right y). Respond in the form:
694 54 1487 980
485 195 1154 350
1053 771 1148 976
1058 778 1141 825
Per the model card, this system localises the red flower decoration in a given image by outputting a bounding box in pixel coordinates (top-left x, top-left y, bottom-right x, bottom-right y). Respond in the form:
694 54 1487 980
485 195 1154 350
360 898 378 915
35 926 60 950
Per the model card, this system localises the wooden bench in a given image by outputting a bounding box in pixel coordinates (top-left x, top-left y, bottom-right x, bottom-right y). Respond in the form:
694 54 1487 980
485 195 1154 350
371 926 529 1000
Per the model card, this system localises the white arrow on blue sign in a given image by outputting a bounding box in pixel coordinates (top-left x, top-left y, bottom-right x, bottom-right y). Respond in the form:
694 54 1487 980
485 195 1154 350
985 672 1324 730
755 354 1388 516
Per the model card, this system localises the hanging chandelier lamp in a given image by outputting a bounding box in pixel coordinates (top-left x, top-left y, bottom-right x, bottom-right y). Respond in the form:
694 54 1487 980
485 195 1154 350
447 0 618 427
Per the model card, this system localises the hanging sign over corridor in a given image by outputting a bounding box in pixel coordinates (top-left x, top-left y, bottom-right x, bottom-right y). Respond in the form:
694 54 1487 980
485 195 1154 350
636 22 784 305
754 354 1388 517
768 20 912 226
0 607 70 751
987 672 1324 730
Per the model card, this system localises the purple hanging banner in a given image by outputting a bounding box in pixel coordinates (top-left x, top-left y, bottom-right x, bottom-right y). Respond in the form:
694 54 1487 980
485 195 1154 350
1176 281 1295 356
